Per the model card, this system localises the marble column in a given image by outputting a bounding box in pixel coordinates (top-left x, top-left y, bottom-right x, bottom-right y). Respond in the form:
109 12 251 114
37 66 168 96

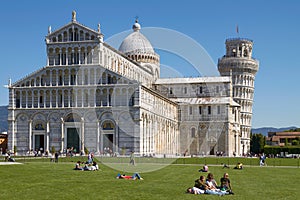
61 118 64 153
29 120 32 152
46 121 50 153
81 117 85 153
97 121 100 153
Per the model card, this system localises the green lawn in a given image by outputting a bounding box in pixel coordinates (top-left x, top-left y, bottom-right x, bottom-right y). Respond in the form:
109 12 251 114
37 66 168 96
0 157 300 200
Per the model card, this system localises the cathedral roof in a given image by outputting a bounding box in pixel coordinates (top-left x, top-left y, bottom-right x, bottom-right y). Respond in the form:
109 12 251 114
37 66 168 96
174 97 240 106
155 77 231 84
118 20 155 55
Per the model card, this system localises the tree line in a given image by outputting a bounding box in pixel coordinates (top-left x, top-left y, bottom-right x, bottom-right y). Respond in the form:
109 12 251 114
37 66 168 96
250 129 300 155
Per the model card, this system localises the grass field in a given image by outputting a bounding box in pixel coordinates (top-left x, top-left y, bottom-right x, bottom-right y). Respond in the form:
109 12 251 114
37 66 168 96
0 157 300 200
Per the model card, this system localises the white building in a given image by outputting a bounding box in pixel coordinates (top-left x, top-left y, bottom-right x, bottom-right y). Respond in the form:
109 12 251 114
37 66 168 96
7 12 258 157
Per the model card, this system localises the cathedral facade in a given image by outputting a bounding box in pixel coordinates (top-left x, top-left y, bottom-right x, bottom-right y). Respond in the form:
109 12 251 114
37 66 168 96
7 12 258 157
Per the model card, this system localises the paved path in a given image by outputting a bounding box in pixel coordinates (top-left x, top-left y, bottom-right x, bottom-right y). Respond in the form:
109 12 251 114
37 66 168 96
0 162 22 165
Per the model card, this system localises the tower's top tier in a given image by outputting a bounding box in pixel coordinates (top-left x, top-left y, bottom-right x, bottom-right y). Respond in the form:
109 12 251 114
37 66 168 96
225 38 253 59
218 37 259 76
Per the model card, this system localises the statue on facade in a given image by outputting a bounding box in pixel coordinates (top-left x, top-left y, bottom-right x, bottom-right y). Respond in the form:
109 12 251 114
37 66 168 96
48 26 52 34
98 23 101 33
72 10 76 21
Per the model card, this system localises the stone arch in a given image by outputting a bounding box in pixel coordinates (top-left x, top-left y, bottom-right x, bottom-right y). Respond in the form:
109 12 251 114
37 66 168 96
64 112 82 122
31 112 46 121
31 113 47 153
33 120 46 130
63 31 67 41
98 111 114 121
74 28 79 41
101 120 115 130
15 112 30 122
99 113 116 153
85 32 90 40
58 34 62 42
79 30 84 41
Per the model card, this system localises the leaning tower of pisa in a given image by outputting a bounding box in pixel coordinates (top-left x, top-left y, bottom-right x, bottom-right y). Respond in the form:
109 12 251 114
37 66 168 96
218 38 259 155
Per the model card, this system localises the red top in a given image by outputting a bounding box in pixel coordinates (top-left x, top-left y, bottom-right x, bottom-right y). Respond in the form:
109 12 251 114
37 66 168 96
121 175 133 179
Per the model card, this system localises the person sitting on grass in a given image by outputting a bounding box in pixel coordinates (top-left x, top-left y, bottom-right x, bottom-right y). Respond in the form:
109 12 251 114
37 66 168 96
191 175 226 196
5 153 15 162
90 161 99 171
199 164 208 172
206 173 218 190
74 161 83 170
205 173 227 196
234 162 243 169
116 173 143 180
83 163 92 171
220 173 234 195
194 175 209 190
82 162 99 171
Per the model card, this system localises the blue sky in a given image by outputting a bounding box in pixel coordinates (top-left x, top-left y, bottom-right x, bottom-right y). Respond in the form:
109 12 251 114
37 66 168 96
0 0 299 128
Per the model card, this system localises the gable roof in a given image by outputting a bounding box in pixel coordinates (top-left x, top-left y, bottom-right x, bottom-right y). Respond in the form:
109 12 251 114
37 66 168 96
47 20 102 39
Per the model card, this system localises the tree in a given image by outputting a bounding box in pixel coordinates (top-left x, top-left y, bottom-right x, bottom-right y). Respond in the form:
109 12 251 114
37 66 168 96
285 138 289 146
250 133 265 154
292 140 299 146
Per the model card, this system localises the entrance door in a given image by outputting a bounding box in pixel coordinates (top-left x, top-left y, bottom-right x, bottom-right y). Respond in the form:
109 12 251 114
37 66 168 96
103 134 113 152
34 135 44 153
67 128 80 151
210 145 215 155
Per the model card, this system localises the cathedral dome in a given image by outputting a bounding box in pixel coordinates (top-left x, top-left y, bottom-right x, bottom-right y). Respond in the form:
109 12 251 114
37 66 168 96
119 20 155 55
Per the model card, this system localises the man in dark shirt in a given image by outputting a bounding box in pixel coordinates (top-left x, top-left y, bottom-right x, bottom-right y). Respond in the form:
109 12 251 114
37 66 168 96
220 173 234 194
54 152 59 163
194 175 209 190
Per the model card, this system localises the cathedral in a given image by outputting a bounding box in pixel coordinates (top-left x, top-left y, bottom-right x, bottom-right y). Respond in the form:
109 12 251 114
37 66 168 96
7 12 258 157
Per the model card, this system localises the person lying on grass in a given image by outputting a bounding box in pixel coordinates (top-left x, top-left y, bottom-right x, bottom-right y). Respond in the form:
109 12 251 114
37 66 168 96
116 173 143 180
186 187 205 194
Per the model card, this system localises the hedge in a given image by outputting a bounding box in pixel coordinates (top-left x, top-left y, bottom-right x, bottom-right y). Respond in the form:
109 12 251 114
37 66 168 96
264 146 300 155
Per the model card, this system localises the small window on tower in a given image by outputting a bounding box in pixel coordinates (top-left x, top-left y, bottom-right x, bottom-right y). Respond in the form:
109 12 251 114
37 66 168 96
59 75 63 85
232 49 236 57
199 86 203 94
